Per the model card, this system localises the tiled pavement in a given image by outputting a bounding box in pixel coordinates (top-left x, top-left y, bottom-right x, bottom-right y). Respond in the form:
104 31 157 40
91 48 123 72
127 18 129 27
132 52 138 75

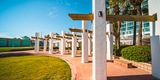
0 50 158 80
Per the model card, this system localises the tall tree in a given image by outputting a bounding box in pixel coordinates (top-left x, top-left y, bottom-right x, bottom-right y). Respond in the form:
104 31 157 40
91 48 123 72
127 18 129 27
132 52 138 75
130 4 137 45
108 0 123 49
130 0 144 46
121 0 137 45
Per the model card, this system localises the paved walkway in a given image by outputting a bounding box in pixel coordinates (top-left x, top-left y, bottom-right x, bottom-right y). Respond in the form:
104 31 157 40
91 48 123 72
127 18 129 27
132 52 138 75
0 50 158 80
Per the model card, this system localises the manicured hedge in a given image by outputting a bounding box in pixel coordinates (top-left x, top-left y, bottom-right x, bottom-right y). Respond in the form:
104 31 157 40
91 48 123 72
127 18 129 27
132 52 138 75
77 47 81 50
121 46 151 62
65 47 71 50
113 45 131 56
53 47 59 49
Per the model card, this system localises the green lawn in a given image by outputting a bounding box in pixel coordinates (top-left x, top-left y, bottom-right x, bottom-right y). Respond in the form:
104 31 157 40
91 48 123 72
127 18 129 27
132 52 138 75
0 56 71 80
0 47 34 52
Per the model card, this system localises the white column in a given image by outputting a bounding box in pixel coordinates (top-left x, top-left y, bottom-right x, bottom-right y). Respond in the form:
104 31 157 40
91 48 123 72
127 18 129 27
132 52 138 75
92 0 107 80
35 32 40 54
77 41 79 47
151 36 160 79
82 20 88 63
55 42 57 47
69 42 71 47
61 31 65 55
88 34 91 56
150 22 156 36
49 32 53 54
149 0 160 79
72 32 77 57
43 38 47 52
106 24 113 60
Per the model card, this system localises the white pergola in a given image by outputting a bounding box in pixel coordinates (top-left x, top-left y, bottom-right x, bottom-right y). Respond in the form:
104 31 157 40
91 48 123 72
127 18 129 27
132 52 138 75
68 0 157 80
32 0 159 79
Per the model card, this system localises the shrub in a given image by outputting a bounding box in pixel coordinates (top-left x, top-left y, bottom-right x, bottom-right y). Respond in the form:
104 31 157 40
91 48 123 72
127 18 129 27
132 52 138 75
65 47 71 50
113 45 131 56
53 47 59 49
121 46 151 62
77 47 82 50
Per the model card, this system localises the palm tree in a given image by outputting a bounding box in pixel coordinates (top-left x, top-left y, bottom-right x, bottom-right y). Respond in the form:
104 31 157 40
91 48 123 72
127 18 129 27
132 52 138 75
130 0 144 46
129 4 137 45
108 0 126 49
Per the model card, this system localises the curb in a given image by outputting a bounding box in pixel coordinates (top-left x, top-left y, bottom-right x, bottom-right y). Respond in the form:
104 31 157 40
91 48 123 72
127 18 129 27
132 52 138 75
61 57 77 80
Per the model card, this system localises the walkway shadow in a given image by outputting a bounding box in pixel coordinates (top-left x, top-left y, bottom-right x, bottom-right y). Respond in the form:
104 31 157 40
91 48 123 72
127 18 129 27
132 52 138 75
107 74 158 80
0 52 33 58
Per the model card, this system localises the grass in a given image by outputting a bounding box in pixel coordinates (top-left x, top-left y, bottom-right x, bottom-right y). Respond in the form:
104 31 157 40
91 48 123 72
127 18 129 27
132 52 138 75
0 47 34 52
0 56 71 80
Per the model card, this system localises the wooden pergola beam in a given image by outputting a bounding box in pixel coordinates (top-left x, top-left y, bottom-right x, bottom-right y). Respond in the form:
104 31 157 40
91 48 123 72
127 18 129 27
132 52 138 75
77 35 82 37
65 32 82 37
56 36 63 38
68 14 93 20
65 37 72 39
69 28 108 35
88 30 92 34
31 36 36 39
65 33 73 36
106 13 157 21
32 36 61 40
69 28 83 33
31 36 44 40
53 38 61 40
68 13 157 21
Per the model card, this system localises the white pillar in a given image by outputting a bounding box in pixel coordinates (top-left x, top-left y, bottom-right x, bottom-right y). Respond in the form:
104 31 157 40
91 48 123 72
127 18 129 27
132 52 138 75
35 32 40 54
66 41 68 47
149 0 160 79
88 34 91 56
82 20 88 63
106 24 113 60
72 32 77 57
61 31 65 55
151 36 160 79
55 42 57 47
69 42 71 47
43 38 47 52
150 22 156 36
49 32 53 54
92 0 107 79
77 41 79 47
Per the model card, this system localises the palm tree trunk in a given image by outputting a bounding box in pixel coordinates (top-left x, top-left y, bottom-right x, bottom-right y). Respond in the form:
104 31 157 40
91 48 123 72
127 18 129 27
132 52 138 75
117 21 121 49
137 5 142 46
133 21 136 45
115 38 117 47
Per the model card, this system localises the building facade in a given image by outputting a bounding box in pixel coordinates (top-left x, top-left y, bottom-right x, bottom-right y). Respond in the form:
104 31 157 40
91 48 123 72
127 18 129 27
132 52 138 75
120 0 150 44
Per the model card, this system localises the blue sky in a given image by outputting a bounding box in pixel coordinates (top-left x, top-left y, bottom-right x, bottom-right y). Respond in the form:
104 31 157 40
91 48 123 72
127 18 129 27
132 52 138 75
0 0 92 38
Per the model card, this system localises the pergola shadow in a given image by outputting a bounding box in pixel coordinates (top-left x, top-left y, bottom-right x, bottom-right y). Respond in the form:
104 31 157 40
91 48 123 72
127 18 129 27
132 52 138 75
107 74 158 80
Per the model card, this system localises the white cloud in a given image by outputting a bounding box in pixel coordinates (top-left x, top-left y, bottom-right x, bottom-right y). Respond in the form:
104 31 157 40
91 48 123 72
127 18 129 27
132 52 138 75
0 33 13 38
48 12 53 16
47 6 58 18
66 3 71 6
47 11 59 18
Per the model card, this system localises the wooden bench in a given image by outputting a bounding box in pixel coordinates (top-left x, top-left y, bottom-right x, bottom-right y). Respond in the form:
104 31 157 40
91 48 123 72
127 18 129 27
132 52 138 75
114 59 133 68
